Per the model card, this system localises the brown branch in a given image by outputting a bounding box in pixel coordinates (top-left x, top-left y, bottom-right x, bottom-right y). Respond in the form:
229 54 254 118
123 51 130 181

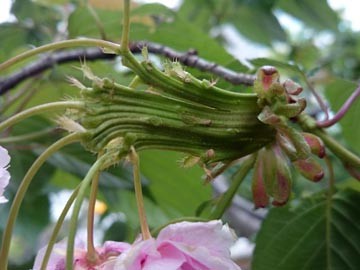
0 41 255 94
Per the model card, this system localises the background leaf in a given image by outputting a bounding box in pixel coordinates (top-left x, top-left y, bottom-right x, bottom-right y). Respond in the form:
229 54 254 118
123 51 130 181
277 0 339 32
252 189 360 270
139 150 211 217
325 78 360 153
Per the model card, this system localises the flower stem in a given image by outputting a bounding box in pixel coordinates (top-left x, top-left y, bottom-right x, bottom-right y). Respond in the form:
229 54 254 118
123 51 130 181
66 154 108 270
325 155 335 268
120 0 131 53
209 155 255 219
0 133 82 270
40 185 80 270
0 101 85 132
86 153 103 263
129 146 151 240
317 84 360 128
299 114 360 168
0 128 55 144
0 39 121 72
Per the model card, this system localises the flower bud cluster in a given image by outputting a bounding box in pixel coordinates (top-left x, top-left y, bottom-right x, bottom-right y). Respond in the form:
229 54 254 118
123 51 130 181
252 66 326 208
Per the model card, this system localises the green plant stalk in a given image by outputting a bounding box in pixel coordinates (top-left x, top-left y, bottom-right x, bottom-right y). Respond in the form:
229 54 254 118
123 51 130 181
210 155 256 219
40 185 80 270
130 147 151 240
0 78 40 114
86 157 102 263
0 133 82 270
324 156 335 268
0 128 56 144
66 154 108 270
0 101 85 132
0 39 121 72
120 0 131 53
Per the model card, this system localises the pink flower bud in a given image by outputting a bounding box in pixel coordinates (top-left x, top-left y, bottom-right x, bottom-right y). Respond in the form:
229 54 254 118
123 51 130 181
301 132 326 158
293 157 324 182
270 146 292 205
257 66 280 91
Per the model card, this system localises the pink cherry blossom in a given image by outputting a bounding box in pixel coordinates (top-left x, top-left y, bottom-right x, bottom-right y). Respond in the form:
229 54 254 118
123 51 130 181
114 220 241 270
33 238 131 270
33 221 240 270
0 145 11 204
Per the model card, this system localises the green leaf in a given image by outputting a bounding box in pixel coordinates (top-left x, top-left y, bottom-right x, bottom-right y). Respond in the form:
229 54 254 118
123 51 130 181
0 24 28 63
10 194 50 266
178 0 214 32
139 150 211 217
252 189 360 270
230 4 287 46
277 0 339 31
68 7 122 40
132 8 248 71
325 78 360 153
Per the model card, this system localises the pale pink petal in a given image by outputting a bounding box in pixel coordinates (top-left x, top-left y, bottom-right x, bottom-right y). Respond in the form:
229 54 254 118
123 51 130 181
0 146 10 204
114 239 159 270
142 243 186 270
0 146 10 168
157 220 236 258
102 241 131 255
33 238 69 270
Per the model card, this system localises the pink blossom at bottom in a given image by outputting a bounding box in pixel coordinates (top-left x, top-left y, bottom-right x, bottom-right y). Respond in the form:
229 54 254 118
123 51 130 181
33 238 130 270
114 220 241 270
33 220 241 270
0 145 11 204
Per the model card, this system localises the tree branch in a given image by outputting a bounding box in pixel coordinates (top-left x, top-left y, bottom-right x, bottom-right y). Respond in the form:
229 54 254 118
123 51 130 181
0 41 255 94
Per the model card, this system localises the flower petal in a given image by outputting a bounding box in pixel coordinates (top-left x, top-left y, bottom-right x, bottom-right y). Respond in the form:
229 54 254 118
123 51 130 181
0 146 10 168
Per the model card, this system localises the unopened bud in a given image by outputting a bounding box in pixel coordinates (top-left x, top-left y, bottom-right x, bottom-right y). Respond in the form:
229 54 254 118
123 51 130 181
252 156 269 208
302 132 326 158
271 145 292 205
273 100 306 118
293 157 324 182
258 66 280 91
283 79 303 95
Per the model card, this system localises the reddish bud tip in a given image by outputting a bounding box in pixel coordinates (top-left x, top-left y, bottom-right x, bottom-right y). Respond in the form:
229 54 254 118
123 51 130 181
261 66 278 76
257 66 280 91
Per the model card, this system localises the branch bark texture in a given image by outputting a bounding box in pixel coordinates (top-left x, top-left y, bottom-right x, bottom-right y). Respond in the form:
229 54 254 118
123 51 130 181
0 41 255 94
